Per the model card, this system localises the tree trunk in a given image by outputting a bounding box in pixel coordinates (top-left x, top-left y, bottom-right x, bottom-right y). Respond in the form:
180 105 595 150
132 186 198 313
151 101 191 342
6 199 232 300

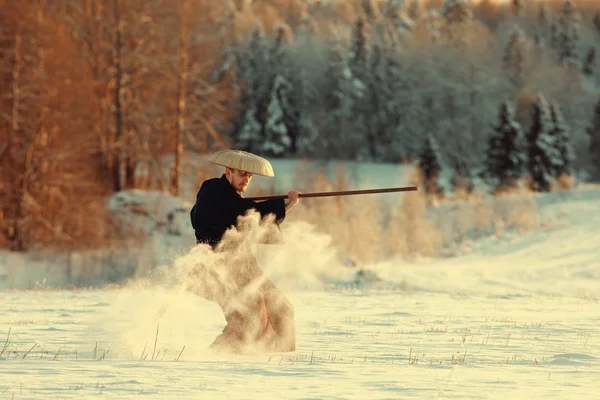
112 0 123 192
171 0 191 196
125 129 136 188
9 34 24 251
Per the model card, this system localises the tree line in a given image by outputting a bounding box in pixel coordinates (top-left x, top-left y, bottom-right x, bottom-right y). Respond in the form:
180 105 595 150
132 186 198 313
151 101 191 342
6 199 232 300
224 0 600 191
1 0 600 251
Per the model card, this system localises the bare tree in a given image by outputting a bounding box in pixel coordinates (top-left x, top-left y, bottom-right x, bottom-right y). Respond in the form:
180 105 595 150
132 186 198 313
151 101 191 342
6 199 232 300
170 0 191 196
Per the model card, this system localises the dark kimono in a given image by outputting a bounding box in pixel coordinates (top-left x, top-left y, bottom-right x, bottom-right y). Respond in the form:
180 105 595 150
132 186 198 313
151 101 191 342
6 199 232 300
190 174 286 247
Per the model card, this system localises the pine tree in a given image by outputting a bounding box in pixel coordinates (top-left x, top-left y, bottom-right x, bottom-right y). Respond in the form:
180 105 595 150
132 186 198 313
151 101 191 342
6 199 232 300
549 102 574 178
504 30 525 88
588 97 600 180
322 47 363 159
233 26 269 152
485 101 526 190
582 47 596 76
263 26 298 156
418 135 444 195
346 19 370 160
237 107 263 152
526 95 560 192
261 75 292 156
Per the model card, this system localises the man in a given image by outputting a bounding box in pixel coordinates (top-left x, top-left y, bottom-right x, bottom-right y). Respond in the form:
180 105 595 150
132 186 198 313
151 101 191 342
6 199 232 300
189 149 300 354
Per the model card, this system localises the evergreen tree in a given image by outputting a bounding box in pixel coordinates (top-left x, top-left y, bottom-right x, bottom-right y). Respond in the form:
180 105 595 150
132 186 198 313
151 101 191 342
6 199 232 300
322 47 363 159
362 43 403 161
504 30 525 88
485 100 526 190
418 135 444 195
582 47 596 76
236 107 263 152
233 26 269 152
588 97 600 180
262 26 297 156
261 75 292 156
347 18 370 160
549 102 574 178
526 95 560 192
378 52 414 162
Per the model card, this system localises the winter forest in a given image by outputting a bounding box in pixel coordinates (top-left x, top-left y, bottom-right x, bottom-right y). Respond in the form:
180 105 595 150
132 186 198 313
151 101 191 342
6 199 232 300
2 0 600 254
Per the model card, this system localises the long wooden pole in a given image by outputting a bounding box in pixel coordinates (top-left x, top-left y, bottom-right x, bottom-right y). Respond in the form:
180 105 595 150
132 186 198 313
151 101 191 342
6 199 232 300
246 186 418 201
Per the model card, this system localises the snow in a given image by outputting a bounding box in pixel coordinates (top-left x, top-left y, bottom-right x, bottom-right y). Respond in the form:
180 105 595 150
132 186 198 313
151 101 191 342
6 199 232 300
1 162 600 399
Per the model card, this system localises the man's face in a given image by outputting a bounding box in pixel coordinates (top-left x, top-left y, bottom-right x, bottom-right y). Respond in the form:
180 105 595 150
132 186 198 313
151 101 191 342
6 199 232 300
226 168 253 192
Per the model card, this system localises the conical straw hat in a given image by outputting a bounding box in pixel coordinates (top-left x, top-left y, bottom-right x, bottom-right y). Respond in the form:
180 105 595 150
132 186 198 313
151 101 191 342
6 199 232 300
209 149 275 177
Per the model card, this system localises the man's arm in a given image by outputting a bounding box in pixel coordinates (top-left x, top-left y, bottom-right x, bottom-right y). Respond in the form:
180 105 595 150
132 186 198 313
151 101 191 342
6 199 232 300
285 190 301 212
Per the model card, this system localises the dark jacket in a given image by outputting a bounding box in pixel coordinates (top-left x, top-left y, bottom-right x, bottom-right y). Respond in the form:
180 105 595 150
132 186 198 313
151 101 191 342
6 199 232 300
190 174 286 247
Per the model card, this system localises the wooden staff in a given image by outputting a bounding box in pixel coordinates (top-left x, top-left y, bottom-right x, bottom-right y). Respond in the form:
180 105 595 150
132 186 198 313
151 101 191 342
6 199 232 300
246 186 418 201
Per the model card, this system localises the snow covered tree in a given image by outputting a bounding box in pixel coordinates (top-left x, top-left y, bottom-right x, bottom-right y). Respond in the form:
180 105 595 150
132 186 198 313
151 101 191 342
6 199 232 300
504 30 525 88
236 107 263 153
233 26 269 152
343 19 371 160
358 43 406 162
526 95 560 192
485 100 526 191
588 97 600 181
375 52 417 162
418 135 444 195
582 47 596 76
260 26 297 156
261 75 293 156
321 46 364 159
549 102 575 178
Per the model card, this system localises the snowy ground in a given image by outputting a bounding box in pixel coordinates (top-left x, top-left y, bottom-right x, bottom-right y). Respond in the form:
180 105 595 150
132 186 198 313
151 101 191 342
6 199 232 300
1 187 599 399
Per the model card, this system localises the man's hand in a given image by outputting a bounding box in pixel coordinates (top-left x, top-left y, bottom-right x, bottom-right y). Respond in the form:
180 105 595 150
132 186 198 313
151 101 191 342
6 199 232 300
285 190 301 212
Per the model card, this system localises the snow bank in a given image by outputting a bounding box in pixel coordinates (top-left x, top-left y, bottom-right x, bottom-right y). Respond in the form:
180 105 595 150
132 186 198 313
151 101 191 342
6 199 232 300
0 190 195 290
